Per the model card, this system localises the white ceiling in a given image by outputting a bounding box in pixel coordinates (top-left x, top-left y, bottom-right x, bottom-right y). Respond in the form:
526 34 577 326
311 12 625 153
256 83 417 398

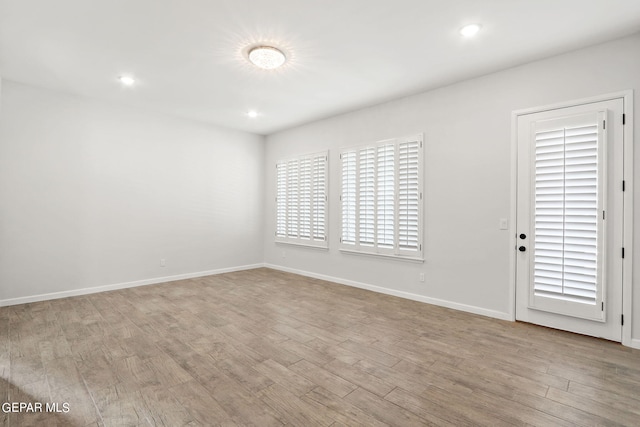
2 1 640 135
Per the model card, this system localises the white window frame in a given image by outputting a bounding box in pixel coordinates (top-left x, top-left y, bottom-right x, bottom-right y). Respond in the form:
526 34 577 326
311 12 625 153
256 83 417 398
340 134 424 261
276 151 328 248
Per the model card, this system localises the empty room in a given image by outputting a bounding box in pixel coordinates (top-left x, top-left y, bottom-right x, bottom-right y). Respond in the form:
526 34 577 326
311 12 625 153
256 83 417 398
1 1 640 425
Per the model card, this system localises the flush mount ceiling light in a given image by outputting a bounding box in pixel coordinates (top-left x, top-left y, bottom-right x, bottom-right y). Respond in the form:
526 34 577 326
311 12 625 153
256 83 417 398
460 23 481 37
118 75 136 86
247 110 258 118
248 46 286 70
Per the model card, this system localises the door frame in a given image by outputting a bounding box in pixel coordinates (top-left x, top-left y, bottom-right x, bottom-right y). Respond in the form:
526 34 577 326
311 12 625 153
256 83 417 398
509 90 634 347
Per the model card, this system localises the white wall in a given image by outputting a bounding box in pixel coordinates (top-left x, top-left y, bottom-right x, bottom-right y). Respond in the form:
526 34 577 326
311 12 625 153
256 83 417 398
264 34 640 341
0 81 264 304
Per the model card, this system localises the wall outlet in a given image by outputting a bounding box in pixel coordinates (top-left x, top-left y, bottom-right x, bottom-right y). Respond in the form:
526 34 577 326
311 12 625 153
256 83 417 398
160 258 166 267
419 273 425 282
282 251 286 258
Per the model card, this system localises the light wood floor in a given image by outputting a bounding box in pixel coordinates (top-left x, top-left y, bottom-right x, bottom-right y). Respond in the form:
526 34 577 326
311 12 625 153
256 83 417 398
1 268 639 426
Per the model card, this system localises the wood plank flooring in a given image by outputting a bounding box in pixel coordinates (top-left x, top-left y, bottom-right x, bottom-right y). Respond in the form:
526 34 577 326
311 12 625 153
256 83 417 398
2 267 639 426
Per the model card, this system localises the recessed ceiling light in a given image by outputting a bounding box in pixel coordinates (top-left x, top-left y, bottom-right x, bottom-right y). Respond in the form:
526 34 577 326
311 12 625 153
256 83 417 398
460 24 481 37
247 110 258 118
248 46 286 70
118 75 136 86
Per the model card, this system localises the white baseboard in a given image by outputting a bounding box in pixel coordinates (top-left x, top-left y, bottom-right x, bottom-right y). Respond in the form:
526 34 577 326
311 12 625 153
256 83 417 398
630 338 640 350
265 263 512 322
0 263 265 307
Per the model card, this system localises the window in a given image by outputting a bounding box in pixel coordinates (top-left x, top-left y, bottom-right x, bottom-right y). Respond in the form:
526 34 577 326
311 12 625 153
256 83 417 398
340 134 423 259
276 151 328 248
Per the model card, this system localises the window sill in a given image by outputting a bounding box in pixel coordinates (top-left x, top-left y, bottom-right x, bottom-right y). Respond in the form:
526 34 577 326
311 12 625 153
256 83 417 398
339 248 424 263
275 240 329 250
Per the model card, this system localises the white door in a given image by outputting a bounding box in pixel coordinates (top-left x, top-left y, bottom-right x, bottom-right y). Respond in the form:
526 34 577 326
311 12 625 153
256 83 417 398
515 98 625 341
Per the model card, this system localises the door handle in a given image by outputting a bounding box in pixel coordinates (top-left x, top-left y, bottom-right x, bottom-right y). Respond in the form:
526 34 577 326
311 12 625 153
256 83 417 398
520 233 527 239
519 246 526 252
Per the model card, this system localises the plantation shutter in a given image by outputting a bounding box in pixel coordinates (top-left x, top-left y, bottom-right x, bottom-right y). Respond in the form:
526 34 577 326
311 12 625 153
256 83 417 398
276 151 328 248
359 147 376 246
299 157 312 240
287 159 299 238
312 154 327 241
377 144 395 250
276 163 287 237
534 122 600 305
340 134 423 259
398 138 421 253
341 150 357 245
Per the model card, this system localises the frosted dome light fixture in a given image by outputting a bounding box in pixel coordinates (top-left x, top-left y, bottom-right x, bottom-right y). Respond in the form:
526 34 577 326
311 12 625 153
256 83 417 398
248 46 286 70
460 24 481 37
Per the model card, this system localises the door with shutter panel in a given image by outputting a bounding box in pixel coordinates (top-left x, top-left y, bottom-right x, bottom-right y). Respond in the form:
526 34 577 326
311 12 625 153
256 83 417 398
515 98 624 341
